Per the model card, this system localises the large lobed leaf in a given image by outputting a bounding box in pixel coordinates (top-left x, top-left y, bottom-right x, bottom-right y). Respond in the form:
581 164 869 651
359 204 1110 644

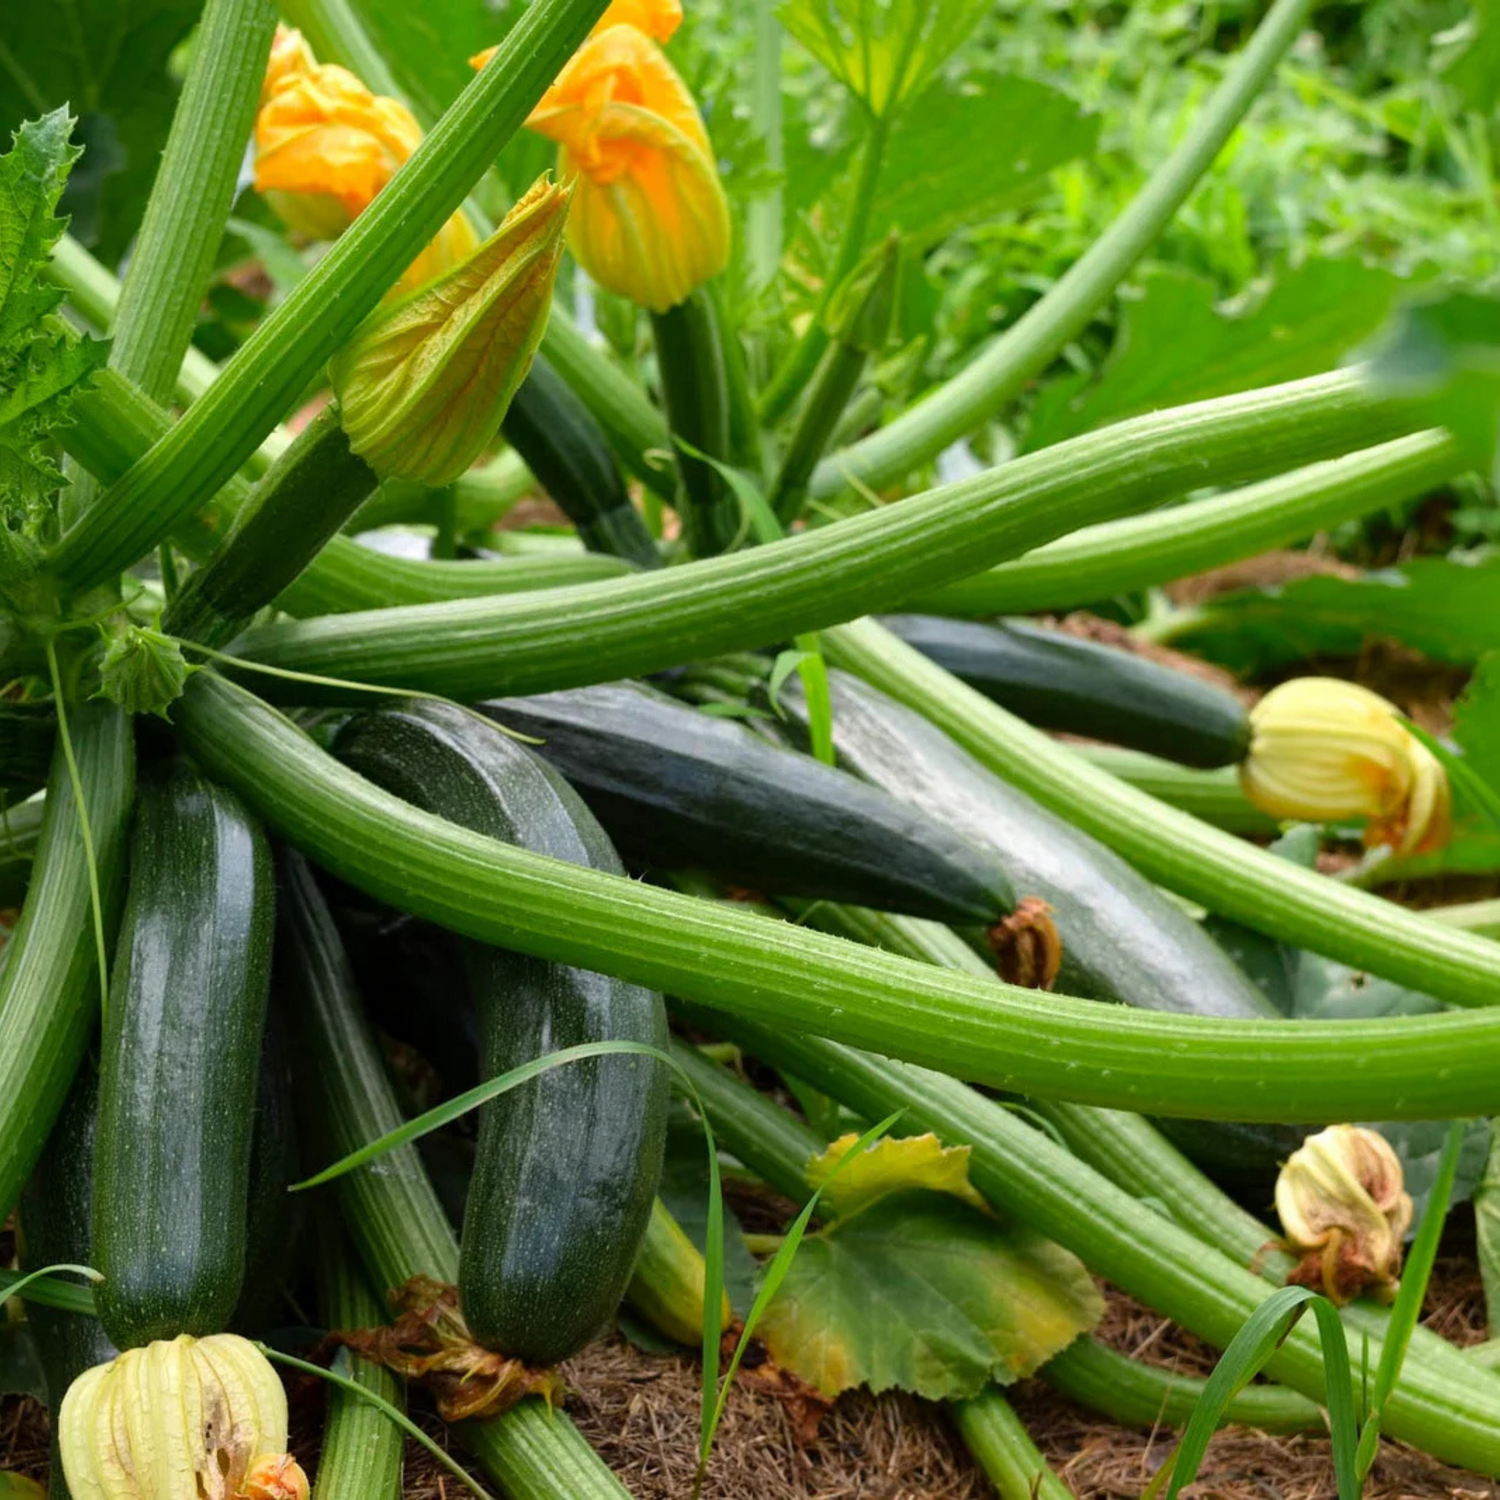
758 1188 1101 1400
0 0 200 261
1026 258 1409 452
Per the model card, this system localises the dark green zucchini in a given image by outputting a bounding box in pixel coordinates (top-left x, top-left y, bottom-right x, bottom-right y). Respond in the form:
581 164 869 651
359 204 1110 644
92 763 276 1349
19 1062 116 1500
0 703 59 795
791 670 1273 1018
332 700 668 1365
878 615 1251 770
501 357 660 570
788 671 1304 1187
475 681 1021 926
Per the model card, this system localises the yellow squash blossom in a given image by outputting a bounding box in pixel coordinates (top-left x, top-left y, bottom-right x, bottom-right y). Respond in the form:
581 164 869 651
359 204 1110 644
1276 1124 1412 1304
1239 676 1451 856
479 22 728 313
469 0 682 71
59 1334 309 1500
254 27 477 293
331 174 572 485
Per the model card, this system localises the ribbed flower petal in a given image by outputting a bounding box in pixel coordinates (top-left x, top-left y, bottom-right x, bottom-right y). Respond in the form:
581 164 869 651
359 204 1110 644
331 173 572 484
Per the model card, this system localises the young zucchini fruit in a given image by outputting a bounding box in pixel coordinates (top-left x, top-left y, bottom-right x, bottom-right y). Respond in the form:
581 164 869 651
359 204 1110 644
476 681 1023 928
332 699 668 1366
500 357 660 570
92 763 276 1349
878 615 1250 770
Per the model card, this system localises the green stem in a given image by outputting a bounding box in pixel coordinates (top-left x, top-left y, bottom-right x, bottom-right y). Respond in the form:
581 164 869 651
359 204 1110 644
708 1021 1500 1477
823 615 1500 1008
770 341 868 524
59 362 631 614
49 0 611 594
1041 1336 1320 1436
0 705 134 1221
951 1390 1074 1500
279 847 629 1499
231 371 1410 699
311 1226 405 1500
905 431 1461 617
165 406 378 647
809 0 1313 498
175 671 1500 1121
652 291 737 557
1071 746 1276 835
279 0 406 98
1429 898 1500 937
63 0 277 527
760 114 889 424
745 0 784 292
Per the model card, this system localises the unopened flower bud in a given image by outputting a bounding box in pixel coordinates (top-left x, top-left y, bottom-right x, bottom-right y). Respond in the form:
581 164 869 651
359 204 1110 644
59 1334 309 1500
330 173 571 485
1275 1124 1412 1304
1239 677 1451 856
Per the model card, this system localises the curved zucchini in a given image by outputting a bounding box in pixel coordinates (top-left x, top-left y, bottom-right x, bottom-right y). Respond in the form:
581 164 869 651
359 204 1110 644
476 681 1020 925
332 699 668 1365
501 356 660 569
19 1062 117 1500
793 670 1273 1018
790 672 1305 1184
879 615 1250 770
92 763 275 1349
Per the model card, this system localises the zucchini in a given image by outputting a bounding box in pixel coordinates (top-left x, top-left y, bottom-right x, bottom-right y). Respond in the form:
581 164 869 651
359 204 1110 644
792 669 1273 1018
475 681 1021 926
278 847 634 1499
501 357 660 570
92 763 275 1349
0 704 59 797
878 615 1250 770
331 699 668 1364
19 1063 117 1500
785 671 1304 1185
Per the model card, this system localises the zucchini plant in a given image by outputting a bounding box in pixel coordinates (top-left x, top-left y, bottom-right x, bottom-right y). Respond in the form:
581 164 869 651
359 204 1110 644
2 0 1498 1492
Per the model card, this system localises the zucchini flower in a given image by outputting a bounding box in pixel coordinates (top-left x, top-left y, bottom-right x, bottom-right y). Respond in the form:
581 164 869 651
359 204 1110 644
1239 677 1451 856
504 22 729 313
330 174 571 485
254 27 478 293
58 1333 309 1500
1276 1124 1412 1304
469 0 682 68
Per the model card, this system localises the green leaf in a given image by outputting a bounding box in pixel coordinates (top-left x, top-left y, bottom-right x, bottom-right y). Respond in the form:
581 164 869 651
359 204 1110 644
1027 260 1409 452
1439 0 1500 112
871 77 1099 249
0 0 200 261
0 1473 45 1498
1474 1121 1500 1337
777 0 987 119
803 1130 987 1219
1365 292 1500 486
96 625 194 718
757 1189 1101 1400
1454 653 1500 794
1166 553 1500 674
0 111 109 535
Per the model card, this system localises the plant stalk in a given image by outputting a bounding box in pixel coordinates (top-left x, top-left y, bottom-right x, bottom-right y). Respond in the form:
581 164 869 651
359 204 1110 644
176 671 1500 1121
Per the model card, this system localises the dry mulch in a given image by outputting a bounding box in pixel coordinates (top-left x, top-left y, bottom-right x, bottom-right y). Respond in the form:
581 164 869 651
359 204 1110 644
9 1250 1498 1498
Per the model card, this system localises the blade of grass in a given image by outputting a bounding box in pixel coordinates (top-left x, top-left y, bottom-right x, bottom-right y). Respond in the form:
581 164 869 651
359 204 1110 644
260 1345 492 1500
0 1263 102 1311
1355 1118 1467 1478
1161 1285 1358 1500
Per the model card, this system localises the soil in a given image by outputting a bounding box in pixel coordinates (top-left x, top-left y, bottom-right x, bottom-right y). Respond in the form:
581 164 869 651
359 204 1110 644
8 1247 1497 1499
